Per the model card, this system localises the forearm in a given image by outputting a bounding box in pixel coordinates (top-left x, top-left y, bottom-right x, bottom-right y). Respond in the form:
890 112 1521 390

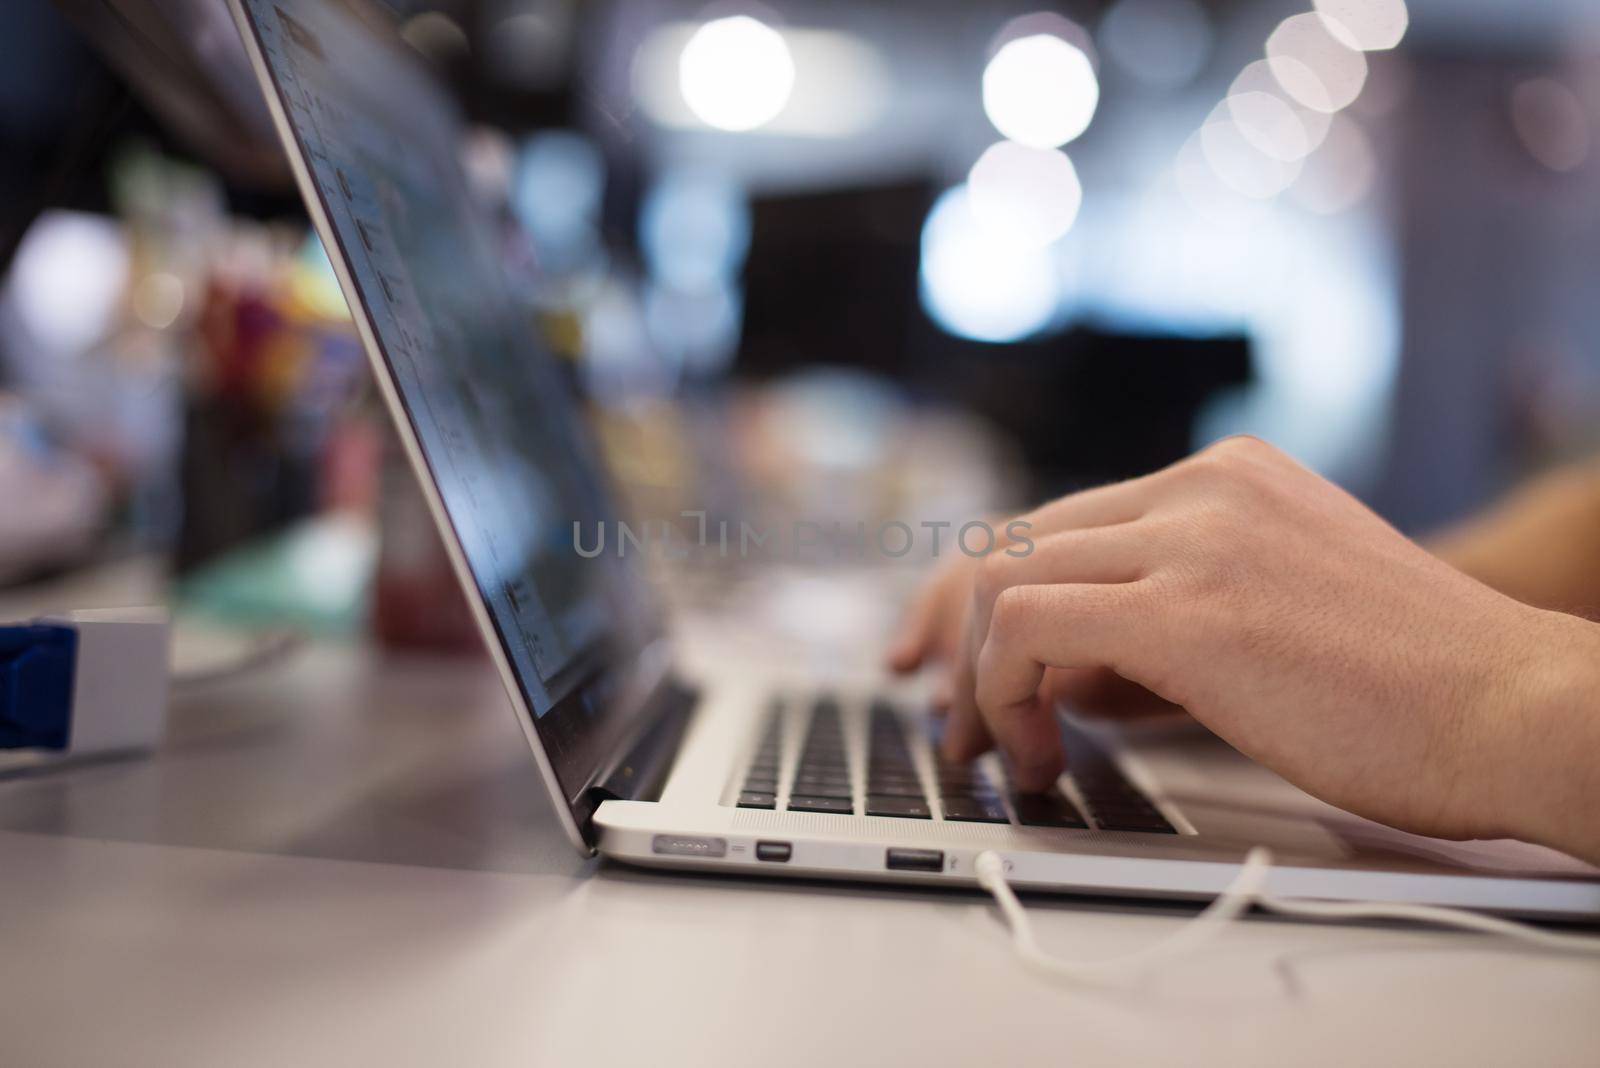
1431 461 1600 616
1477 611 1600 865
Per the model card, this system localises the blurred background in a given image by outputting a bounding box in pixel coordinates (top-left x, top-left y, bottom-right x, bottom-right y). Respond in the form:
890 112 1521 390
3 0 1600 650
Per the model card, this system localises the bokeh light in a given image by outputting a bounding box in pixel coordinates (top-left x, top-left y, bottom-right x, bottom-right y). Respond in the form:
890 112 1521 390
966 141 1084 249
678 16 795 132
1314 0 1409 53
1230 60 1330 161
1227 91 1312 163
1510 78 1592 174
131 272 185 331
982 33 1100 148
1291 114 1377 214
1267 13 1368 114
636 23 887 137
399 11 470 64
638 172 751 291
513 131 604 271
919 185 1061 343
1198 110 1303 200
6 211 129 353
644 280 743 377
1099 0 1213 91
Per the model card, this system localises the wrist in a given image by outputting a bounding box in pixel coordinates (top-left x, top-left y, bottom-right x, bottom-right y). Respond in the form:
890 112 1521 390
1478 611 1600 863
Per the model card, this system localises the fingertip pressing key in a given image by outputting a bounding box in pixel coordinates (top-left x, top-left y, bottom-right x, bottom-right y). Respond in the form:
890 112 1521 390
1009 748 1066 794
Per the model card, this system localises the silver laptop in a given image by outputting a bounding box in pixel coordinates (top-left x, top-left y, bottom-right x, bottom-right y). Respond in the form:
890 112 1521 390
230 0 1600 918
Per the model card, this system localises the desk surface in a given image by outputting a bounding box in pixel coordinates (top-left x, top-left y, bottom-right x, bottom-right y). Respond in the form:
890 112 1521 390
2 572 1599 1067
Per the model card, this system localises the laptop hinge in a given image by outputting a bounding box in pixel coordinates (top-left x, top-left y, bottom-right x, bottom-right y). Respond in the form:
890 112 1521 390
584 675 698 810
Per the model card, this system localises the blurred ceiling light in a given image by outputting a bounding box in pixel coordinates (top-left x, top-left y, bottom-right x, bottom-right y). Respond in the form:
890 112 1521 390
1231 60 1330 158
639 171 751 290
982 33 1100 148
991 11 1097 59
486 1 572 91
678 16 795 132
1100 0 1213 91
919 185 1060 343
5 211 129 354
1199 116 1303 200
966 141 1083 249
1226 92 1312 163
584 277 674 400
644 280 742 377
1267 13 1368 114
1314 0 1408 53
1510 78 1592 174
513 131 604 269
1291 114 1377 213
400 11 470 64
131 272 185 331
636 23 885 137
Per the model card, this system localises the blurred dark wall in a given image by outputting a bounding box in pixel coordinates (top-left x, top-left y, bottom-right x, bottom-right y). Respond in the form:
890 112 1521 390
0 1 121 273
1377 49 1600 533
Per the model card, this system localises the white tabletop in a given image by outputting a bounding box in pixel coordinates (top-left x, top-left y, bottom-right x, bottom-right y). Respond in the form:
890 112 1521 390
2 586 1600 1065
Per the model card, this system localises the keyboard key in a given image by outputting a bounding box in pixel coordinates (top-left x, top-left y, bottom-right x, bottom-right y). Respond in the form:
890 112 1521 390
788 795 853 815
1012 791 1088 828
796 782 852 799
1089 801 1163 819
742 777 779 794
737 791 776 809
941 797 1009 823
787 770 851 789
865 795 931 819
1094 813 1177 834
866 780 926 798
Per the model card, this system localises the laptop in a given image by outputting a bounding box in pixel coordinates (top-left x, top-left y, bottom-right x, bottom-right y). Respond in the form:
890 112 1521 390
228 0 1600 917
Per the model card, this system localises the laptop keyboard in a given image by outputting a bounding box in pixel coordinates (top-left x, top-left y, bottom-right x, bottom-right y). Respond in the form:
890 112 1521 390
734 695 1176 834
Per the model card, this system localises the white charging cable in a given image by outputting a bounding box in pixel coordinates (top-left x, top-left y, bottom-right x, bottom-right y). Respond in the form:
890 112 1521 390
973 848 1600 983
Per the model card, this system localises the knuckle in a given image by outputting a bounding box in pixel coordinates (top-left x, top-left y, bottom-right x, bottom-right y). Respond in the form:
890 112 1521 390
1182 440 1278 499
987 584 1035 642
974 547 1017 607
1212 433 1273 458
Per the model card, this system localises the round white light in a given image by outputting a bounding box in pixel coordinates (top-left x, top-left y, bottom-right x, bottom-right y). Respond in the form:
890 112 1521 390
1231 61 1331 157
982 33 1100 148
919 185 1060 343
8 211 129 353
678 16 795 132
1226 91 1312 163
1314 0 1409 53
1267 13 1368 114
1200 115 1303 200
967 141 1083 249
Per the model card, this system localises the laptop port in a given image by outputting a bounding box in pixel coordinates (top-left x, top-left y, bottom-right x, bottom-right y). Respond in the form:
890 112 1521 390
885 848 944 873
651 835 727 858
754 841 792 863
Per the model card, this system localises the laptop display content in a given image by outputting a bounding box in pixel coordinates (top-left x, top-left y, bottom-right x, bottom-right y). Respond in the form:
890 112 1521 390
234 0 668 823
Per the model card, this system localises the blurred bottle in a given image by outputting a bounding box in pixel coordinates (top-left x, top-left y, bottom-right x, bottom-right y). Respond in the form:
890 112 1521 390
371 430 483 654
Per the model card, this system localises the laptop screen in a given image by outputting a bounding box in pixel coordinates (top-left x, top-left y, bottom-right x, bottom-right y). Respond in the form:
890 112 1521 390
233 0 670 824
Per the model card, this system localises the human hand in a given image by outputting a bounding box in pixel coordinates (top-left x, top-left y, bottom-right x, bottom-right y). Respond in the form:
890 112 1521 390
887 540 1178 718
891 437 1600 856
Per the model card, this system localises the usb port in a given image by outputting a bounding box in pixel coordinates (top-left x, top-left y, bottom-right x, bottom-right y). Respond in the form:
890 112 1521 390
755 841 792 863
885 848 944 873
